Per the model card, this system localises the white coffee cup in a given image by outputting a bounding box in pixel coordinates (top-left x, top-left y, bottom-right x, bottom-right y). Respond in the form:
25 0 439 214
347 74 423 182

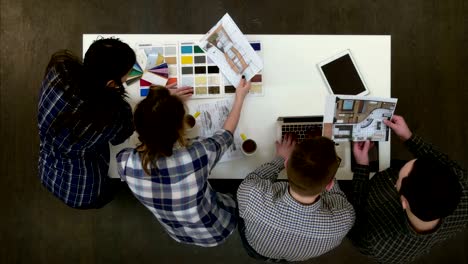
240 133 257 156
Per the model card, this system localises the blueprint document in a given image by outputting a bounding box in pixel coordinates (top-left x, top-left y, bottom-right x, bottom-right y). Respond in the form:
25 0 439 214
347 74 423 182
323 95 398 142
195 99 243 162
199 13 263 87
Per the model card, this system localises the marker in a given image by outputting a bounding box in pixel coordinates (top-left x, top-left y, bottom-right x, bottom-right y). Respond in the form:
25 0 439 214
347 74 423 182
193 111 200 118
240 133 247 141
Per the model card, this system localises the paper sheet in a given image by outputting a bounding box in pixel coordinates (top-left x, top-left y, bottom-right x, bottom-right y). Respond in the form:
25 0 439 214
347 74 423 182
195 99 243 162
323 95 398 142
141 72 168 86
199 13 263 87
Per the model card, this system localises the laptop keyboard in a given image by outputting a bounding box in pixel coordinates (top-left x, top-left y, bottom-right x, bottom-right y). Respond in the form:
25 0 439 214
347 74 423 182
282 124 323 143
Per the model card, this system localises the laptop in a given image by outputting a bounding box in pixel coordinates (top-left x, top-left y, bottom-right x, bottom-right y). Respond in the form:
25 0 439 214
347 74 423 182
276 116 347 168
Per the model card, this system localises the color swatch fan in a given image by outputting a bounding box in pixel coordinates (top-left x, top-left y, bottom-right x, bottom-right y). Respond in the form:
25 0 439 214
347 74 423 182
126 48 169 96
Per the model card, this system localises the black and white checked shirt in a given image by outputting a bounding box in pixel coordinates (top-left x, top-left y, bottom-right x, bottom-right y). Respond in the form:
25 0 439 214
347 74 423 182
349 135 468 264
237 157 355 261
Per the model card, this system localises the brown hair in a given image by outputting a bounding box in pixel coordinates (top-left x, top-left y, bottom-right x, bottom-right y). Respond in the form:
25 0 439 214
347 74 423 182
287 137 339 196
134 86 186 174
48 38 135 139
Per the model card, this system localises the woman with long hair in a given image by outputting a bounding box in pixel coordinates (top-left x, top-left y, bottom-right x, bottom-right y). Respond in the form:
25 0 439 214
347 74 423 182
38 38 136 209
117 78 251 246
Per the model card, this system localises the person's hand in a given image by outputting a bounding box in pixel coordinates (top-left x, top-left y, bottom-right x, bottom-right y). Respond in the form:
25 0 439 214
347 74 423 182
276 133 296 160
383 115 412 141
166 83 193 101
221 76 250 133
353 141 373 166
235 76 251 99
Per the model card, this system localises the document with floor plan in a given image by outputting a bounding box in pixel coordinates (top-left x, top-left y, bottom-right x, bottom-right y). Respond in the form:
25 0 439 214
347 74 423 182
323 95 398 142
199 13 263 87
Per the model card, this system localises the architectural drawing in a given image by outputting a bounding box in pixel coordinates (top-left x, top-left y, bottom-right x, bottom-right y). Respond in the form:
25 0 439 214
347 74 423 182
199 13 263 87
323 95 398 141
195 99 243 162
205 25 249 74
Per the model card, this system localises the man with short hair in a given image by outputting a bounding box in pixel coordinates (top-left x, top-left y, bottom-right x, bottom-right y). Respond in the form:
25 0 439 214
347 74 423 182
350 115 468 264
237 134 355 262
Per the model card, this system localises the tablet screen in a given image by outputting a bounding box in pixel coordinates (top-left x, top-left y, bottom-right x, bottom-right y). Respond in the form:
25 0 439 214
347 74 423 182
321 54 367 95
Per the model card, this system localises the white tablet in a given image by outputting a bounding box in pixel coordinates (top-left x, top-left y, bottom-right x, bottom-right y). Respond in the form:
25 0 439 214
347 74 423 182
317 50 370 96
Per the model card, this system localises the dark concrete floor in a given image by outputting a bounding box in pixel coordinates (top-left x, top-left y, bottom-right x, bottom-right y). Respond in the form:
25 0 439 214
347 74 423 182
1 0 467 263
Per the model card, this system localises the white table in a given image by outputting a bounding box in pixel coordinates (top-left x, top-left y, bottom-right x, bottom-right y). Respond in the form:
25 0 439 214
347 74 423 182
83 34 391 180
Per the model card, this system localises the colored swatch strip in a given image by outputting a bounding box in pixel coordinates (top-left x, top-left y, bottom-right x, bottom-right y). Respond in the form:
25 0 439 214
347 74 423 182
179 42 223 98
248 41 263 95
136 43 179 97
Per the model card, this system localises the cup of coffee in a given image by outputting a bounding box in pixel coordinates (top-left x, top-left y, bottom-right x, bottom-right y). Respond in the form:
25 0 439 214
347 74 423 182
240 133 257 156
185 115 196 129
185 112 200 130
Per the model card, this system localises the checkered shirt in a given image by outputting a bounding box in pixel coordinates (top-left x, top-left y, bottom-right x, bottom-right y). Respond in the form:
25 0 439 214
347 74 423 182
38 63 134 207
117 130 237 247
237 157 355 261
349 135 468 264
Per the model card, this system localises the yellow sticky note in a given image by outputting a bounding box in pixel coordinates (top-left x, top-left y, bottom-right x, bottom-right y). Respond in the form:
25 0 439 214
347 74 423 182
181 56 193 64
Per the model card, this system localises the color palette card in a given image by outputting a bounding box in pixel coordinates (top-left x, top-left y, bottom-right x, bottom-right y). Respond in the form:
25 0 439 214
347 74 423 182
179 41 263 98
132 43 178 97
179 42 224 98
130 40 263 98
199 13 263 87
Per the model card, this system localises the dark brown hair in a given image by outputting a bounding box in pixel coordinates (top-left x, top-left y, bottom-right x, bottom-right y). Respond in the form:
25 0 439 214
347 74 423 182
134 87 186 174
287 137 339 196
399 156 462 221
47 38 136 138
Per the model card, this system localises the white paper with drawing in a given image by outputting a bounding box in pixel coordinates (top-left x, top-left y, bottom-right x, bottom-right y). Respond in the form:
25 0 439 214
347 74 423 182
199 13 263 87
195 99 243 162
323 95 398 142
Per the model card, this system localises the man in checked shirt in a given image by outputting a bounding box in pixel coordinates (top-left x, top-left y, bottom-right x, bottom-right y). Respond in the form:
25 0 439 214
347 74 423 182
350 115 468 263
237 134 355 262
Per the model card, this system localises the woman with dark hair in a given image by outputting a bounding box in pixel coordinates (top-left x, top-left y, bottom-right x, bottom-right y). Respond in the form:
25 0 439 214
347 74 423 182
38 38 136 209
117 78 251 247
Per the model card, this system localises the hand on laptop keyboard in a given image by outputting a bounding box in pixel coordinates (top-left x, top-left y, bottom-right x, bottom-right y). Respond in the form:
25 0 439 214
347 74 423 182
281 124 323 143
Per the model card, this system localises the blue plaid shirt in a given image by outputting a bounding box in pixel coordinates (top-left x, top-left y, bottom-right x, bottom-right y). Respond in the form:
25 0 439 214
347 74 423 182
116 130 237 247
237 157 355 261
38 63 134 208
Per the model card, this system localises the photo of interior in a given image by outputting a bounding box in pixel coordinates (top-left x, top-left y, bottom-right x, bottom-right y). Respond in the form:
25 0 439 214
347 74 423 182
205 25 248 74
335 99 396 124
333 99 396 141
